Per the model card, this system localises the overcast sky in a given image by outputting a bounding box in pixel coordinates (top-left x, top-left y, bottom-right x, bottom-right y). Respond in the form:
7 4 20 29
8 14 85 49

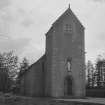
0 0 105 63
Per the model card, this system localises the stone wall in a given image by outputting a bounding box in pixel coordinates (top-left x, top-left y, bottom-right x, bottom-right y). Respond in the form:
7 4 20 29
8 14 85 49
45 8 85 98
20 7 86 98
20 55 46 97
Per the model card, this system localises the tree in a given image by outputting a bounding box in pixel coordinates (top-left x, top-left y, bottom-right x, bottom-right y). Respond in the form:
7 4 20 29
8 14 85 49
95 59 105 88
19 57 29 74
2 51 19 79
91 65 95 87
0 51 19 92
15 57 29 93
86 60 95 88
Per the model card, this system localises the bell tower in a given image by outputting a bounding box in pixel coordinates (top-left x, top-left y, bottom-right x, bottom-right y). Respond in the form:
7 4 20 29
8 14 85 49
45 6 85 98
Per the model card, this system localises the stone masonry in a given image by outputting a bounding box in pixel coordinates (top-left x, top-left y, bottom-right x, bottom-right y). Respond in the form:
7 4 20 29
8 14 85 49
19 6 86 98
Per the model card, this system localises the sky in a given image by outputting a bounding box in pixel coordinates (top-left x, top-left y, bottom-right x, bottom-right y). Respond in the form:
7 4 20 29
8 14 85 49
0 0 105 63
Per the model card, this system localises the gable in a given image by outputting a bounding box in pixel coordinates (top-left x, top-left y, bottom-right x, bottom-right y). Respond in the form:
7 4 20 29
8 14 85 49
46 7 84 36
53 8 84 28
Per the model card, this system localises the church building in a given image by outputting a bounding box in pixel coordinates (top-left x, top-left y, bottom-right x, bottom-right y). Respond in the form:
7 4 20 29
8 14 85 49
19 5 86 98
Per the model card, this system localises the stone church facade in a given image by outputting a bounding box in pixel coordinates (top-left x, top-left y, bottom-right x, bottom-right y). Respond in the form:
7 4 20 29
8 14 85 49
19 6 86 98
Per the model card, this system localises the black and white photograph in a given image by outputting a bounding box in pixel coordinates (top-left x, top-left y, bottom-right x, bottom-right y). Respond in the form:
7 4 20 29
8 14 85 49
0 0 105 105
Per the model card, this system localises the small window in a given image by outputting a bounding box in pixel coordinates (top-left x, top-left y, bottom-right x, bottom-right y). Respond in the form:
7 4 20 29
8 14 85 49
64 24 72 33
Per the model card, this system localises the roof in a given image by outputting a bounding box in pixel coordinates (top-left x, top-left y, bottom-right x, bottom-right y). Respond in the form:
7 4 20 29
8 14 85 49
18 54 46 78
46 6 84 36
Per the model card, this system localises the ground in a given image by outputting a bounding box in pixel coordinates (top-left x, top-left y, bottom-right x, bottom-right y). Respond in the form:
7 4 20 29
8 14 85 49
0 93 105 105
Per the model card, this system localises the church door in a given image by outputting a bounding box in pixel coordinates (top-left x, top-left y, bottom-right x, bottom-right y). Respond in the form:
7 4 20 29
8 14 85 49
64 76 72 96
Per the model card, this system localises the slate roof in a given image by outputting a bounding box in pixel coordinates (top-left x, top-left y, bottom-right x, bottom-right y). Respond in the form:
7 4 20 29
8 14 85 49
18 54 46 78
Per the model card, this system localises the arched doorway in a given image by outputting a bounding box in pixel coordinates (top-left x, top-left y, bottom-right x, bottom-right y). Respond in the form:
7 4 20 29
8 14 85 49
64 76 72 96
